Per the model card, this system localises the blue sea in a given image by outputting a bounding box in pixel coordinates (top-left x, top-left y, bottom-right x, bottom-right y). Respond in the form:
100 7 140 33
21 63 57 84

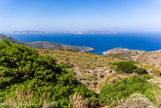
6 33 161 55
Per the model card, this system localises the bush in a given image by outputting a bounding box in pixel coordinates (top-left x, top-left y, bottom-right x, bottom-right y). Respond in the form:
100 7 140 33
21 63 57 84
122 93 157 108
150 68 161 77
140 74 154 80
99 75 161 106
0 39 98 107
113 61 137 73
66 49 79 52
135 67 148 75
102 73 121 85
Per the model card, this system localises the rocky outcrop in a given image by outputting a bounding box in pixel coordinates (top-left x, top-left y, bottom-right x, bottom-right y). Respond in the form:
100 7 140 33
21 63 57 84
0 34 94 52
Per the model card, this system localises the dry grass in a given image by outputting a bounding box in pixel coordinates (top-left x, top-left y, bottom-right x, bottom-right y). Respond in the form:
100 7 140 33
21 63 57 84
4 88 35 108
3 88 54 108
37 49 121 71
116 93 157 108
152 85 161 107
69 93 88 108
97 73 134 89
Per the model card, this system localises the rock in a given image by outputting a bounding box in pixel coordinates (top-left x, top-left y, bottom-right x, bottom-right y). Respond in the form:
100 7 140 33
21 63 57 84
111 70 116 73
97 72 105 78
105 70 115 74
105 70 110 73
93 81 98 86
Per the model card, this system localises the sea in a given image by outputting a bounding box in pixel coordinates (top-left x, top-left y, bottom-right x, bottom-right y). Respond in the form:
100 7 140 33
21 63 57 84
6 33 161 55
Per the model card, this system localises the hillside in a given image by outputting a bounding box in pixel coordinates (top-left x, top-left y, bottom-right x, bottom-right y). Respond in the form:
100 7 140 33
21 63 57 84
0 34 94 52
0 40 161 108
0 39 98 107
37 49 161 93
37 48 161 107
104 48 161 66
37 49 121 92
136 50 161 66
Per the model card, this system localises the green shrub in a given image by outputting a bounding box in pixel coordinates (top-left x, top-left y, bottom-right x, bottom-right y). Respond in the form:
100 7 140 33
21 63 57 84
66 49 79 52
150 68 161 77
113 61 137 73
135 67 148 75
0 39 98 107
99 75 161 106
140 74 154 80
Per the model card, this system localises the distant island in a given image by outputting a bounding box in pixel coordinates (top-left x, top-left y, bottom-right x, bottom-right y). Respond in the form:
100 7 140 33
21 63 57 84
73 30 115 34
10 31 46 34
8 30 116 35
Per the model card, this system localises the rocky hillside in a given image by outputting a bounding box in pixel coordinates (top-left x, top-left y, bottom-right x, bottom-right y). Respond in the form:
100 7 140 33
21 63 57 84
37 49 121 92
37 48 161 108
104 48 161 66
0 34 24 45
0 34 94 52
136 50 161 66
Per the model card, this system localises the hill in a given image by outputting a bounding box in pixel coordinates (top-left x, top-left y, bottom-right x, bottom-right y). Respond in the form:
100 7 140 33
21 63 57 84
0 34 94 52
103 48 161 66
0 39 160 108
136 50 161 66
37 48 161 107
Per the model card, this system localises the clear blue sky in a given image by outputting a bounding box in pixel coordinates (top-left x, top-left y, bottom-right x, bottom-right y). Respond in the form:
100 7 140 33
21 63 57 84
0 0 161 32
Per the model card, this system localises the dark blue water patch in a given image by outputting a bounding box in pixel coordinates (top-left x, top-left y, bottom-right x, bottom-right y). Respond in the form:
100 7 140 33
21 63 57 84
5 33 161 55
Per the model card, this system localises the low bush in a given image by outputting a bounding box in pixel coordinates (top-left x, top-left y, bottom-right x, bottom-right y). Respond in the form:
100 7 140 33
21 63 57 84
99 75 161 106
113 60 137 73
66 49 79 52
121 93 157 108
135 67 148 75
102 73 121 85
150 68 161 77
140 74 154 80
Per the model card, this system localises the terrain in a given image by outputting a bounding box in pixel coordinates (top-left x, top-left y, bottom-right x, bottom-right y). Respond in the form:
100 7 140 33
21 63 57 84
0 34 94 52
0 38 160 108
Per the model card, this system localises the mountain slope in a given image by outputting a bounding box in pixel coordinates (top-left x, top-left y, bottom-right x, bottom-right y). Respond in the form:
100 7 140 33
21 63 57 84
103 48 161 66
136 50 161 66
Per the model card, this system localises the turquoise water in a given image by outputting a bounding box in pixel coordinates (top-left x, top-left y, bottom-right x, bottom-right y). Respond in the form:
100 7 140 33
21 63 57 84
7 33 161 55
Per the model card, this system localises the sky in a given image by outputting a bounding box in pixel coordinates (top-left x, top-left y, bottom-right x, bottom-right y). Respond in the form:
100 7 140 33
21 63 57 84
0 0 161 33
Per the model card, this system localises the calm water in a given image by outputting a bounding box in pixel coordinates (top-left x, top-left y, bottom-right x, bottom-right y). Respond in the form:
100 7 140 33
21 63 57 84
6 33 161 55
